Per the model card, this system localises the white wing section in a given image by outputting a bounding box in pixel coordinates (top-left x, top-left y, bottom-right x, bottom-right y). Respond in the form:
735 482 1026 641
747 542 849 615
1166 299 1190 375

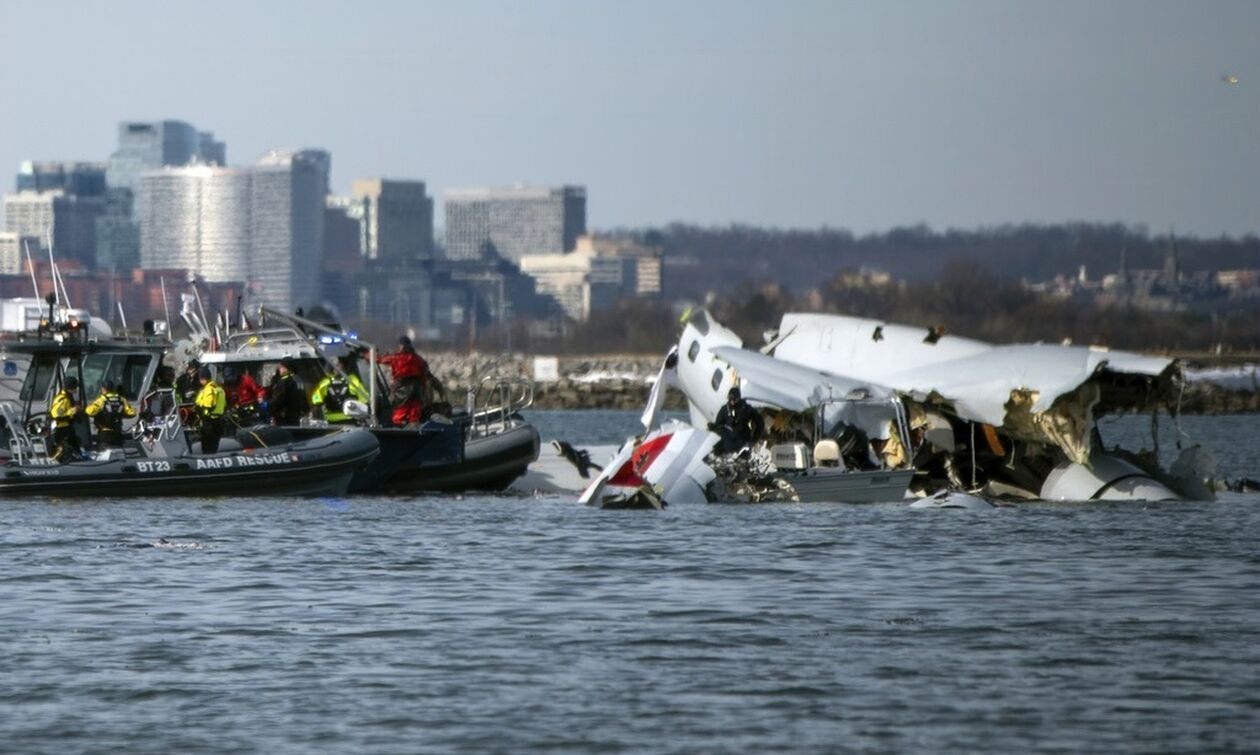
709 345 900 441
774 313 1174 426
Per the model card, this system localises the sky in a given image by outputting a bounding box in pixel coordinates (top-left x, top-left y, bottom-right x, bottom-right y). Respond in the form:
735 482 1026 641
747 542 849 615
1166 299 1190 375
1 0 1257 237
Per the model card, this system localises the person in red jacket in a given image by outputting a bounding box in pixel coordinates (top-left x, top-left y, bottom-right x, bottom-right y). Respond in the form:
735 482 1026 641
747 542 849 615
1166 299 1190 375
378 336 428 426
223 365 263 424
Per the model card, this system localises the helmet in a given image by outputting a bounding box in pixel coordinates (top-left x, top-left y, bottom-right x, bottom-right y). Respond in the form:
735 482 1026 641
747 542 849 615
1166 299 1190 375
223 366 237 381
64 376 79 390
198 366 213 380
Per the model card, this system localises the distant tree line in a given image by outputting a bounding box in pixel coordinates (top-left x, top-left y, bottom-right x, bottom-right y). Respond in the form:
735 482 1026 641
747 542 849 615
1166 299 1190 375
547 258 1259 355
627 222 1260 300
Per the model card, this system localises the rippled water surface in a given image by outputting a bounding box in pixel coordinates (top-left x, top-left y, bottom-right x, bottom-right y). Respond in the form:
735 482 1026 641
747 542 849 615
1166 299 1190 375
2 411 1257 753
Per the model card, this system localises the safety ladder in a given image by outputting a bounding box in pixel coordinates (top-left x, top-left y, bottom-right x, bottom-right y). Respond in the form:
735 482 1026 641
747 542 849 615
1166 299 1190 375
0 401 54 466
466 376 534 438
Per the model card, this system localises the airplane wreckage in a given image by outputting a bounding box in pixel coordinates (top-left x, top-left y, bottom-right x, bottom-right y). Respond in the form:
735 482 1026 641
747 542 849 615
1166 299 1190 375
579 309 1216 508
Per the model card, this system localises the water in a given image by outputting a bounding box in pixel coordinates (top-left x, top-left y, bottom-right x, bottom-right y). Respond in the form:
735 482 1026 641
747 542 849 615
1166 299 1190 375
1 411 1257 753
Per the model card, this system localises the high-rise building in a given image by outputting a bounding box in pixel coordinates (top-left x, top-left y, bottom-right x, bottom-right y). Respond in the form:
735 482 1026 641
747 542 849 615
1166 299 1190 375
519 246 636 321
0 232 30 275
1 190 103 267
95 189 141 270
16 161 107 197
104 119 227 272
138 166 252 282
443 185 586 263
252 150 326 312
109 121 196 192
136 150 327 312
351 179 434 261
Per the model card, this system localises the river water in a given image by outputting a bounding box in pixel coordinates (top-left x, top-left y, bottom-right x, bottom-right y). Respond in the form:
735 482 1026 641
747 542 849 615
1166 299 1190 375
2 411 1257 753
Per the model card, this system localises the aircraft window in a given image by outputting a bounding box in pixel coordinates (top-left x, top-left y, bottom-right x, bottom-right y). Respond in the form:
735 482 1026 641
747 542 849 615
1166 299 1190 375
687 340 700 363
688 310 710 336
711 368 723 391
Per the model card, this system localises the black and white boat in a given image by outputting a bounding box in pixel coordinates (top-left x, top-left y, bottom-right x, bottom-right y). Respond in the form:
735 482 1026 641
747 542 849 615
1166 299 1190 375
194 308 538 494
0 323 379 498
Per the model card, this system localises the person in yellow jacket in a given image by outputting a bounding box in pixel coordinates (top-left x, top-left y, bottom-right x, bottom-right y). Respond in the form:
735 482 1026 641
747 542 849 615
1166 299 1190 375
85 379 138 448
311 358 370 424
194 366 228 453
50 376 83 462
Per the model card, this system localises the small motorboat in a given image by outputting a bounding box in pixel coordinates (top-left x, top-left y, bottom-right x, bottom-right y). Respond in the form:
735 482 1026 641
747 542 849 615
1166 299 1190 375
194 307 539 495
0 414 379 498
0 322 379 497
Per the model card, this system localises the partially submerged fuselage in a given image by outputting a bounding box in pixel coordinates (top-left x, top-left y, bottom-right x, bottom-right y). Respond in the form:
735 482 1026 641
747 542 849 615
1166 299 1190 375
589 309 1211 506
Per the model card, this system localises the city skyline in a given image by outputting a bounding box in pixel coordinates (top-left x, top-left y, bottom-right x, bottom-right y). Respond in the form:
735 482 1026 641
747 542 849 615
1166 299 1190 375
1 0 1257 238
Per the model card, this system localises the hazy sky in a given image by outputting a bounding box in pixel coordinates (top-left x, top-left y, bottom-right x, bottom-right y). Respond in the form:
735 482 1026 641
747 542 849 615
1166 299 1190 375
1 0 1256 236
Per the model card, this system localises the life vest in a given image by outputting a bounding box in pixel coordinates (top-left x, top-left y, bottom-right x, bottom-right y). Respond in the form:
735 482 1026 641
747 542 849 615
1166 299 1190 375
100 393 126 430
325 376 350 413
51 390 78 428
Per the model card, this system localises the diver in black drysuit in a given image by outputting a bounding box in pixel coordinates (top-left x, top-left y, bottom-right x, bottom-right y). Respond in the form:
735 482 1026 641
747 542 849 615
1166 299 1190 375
708 387 765 454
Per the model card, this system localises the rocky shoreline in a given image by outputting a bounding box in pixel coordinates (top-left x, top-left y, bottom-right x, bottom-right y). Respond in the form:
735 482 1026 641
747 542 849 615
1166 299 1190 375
424 352 1260 414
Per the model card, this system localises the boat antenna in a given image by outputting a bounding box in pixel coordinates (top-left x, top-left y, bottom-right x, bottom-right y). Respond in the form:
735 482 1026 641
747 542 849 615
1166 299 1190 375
21 238 39 299
160 276 171 330
45 227 72 312
116 301 128 330
192 282 210 339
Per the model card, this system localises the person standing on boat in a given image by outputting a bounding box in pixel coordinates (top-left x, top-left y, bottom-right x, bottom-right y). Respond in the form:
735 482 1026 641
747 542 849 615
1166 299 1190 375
311 358 370 424
222 366 262 425
85 379 137 448
268 359 308 426
379 335 428 427
175 359 201 407
708 386 765 454
50 376 83 462
194 366 228 453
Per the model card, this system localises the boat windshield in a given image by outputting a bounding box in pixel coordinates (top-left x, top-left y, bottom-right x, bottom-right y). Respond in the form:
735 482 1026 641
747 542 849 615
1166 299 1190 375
81 353 155 400
19 354 58 402
18 352 157 402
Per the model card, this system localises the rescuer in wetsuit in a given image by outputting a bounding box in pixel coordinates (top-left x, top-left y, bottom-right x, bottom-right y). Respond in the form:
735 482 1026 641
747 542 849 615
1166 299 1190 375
222 365 262 426
85 379 137 448
50 376 83 462
175 359 202 407
267 359 308 426
194 366 227 453
708 386 765 454
379 336 429 427
311 358 370 424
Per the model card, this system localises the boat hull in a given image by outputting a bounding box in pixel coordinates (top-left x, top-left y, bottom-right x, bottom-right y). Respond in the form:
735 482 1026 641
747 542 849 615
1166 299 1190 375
0 428 379 498
287 419 540 494
779 467 915 502
374 422 540 494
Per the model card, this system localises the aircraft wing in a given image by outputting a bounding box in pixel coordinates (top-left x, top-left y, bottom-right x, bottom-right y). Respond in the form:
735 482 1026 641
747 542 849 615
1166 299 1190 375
709 345 900 439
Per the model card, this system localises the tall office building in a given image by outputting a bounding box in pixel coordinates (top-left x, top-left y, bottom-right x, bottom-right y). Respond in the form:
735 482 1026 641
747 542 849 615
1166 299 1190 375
95 189 141 270
136 150 327 312
0 232 29 275
1 190 103 267
106 120 224 191
252 150 327 312
102 120 227 272
16 161 107 197
443 185 586 263
138 166 252 282
351 179 434 262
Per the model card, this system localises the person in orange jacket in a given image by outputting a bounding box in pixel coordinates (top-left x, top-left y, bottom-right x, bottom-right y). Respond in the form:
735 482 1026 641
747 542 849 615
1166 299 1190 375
378 335 428 426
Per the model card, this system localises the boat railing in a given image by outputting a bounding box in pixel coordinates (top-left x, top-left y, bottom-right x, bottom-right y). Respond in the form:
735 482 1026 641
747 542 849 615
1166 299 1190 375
138 389 185 442
467 376 534 437
0 400 54 466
